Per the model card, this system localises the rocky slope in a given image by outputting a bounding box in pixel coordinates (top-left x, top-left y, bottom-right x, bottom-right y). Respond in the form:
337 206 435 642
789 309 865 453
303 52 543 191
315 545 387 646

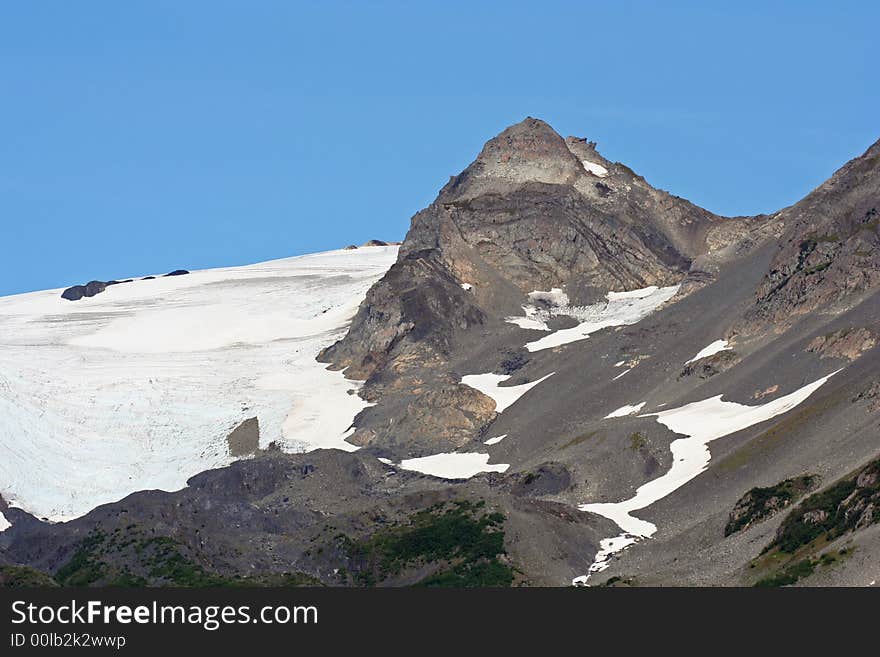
2 118 879 587
744 138 880 330
320 118 767 454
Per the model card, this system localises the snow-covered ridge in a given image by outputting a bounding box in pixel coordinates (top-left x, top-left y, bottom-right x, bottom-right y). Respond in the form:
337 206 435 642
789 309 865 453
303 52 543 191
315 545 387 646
0 246 398 521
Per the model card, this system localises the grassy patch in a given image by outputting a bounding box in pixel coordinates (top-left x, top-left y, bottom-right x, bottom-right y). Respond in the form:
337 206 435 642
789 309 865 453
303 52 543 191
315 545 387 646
54 528 320 587
754 558 816 587
628 432 647 451
338 500 516 587
0 565 59 588
753 547 852 587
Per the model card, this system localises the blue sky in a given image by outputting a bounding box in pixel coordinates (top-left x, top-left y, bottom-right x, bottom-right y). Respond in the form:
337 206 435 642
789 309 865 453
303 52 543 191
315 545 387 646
1 1 877 296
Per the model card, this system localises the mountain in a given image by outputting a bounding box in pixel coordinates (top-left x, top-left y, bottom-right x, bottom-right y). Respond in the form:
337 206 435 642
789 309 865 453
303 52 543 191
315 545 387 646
1 119 878 588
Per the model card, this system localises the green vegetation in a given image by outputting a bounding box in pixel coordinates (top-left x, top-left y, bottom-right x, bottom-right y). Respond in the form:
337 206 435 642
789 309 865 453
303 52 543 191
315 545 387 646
54 528 319 588
0 565 59 588
804 262 831 275
55 531 109 586
417 560 515 587
628 432 647 451
725 475 816 537
753 548 851 587
768 458 880 555
754 557 816 587
749 458 880 586
338 500 516 587
771 480 857 553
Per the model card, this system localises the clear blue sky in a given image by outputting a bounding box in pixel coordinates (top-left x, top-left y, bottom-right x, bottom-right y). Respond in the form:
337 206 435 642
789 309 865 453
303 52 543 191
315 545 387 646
1 1 877 296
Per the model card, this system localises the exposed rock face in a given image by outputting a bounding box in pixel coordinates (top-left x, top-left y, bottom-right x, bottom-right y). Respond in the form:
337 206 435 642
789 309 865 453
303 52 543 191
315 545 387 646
745 139 880 330
853 380 880 412
164 269 190 277
806 327 876 360
320 118 738 452
326 119 728 379
320 249 485 381
405 119 719 301
679 349 741 379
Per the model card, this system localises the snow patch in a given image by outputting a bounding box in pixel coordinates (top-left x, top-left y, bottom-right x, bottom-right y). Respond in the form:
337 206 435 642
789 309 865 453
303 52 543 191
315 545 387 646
577 370 840 580
461 283 473 291
582 160 609 177
397 453 509 479
0 511 10 532
604 402 646 419
520 285 680 352
572 534 639 585
460 372 554 414
483 434 507 446
686 339 730 364
612 369 631 381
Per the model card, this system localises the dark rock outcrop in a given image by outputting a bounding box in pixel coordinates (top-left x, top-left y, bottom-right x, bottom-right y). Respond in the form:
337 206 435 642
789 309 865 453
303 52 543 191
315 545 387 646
61 280 109 301
679 349 742 380
164 269 190 277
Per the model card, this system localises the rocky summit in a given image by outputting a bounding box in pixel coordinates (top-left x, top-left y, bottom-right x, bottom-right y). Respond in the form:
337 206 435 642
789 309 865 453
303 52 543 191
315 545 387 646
2 118 879 588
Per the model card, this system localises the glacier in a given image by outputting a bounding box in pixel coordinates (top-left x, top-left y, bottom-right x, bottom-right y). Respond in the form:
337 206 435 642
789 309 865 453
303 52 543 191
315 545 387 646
0 245 398 521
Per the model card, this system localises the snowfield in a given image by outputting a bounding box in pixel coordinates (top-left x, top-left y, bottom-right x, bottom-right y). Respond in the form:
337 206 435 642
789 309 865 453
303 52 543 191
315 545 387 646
574 370 840 583
507 285 680 352
0 246 398 520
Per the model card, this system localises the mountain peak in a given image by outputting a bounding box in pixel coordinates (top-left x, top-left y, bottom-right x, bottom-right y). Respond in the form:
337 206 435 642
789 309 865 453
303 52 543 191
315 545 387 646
441 117 582 199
